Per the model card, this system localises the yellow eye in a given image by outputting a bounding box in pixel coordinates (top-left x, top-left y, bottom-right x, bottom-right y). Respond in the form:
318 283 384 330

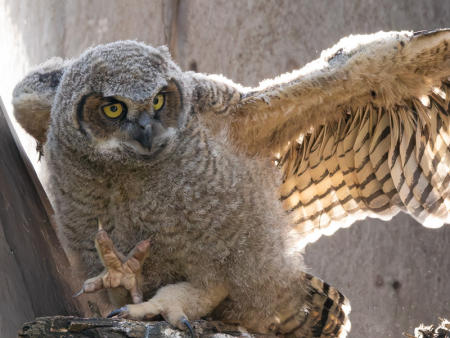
102 103 124 119
153 94 165 111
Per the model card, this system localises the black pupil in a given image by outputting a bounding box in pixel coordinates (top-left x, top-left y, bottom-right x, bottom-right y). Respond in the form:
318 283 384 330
110 105 118 112
153 97 159 105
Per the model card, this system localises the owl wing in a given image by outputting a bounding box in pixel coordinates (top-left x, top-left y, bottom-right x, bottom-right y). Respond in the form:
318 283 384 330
227 29 450 247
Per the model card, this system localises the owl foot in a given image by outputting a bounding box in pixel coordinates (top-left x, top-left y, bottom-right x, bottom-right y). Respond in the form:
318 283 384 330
107 282 228 337
74 228 150 304
107 304 195 337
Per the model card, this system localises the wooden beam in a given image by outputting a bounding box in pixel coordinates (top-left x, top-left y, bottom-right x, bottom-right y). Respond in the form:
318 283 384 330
0 98 80 327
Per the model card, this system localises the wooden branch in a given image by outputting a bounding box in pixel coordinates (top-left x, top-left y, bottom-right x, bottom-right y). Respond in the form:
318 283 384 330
18 316 267 338
18 316 450 338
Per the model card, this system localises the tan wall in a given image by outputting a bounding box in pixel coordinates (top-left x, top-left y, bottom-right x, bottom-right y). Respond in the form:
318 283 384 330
1 1 449 337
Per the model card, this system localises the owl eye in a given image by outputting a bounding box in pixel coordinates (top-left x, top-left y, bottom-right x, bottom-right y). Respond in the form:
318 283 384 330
102 102 125 119
153 94 165 111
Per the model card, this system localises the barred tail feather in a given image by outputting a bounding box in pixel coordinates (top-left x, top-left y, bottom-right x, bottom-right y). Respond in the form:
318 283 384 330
277 273 351 337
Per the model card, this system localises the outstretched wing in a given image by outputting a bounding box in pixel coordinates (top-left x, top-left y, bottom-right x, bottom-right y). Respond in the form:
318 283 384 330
229 29 450 247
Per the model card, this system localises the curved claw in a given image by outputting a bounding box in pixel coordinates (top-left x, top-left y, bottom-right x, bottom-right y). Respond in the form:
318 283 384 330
72 288 84 298
107 306 129 318
181 317 195 338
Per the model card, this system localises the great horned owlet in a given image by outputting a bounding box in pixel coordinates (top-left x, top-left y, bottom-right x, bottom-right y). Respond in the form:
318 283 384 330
12 29 450 337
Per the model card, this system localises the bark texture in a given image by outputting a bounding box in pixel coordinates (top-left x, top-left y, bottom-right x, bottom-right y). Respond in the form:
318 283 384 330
18 316 450 338
18 316 266 338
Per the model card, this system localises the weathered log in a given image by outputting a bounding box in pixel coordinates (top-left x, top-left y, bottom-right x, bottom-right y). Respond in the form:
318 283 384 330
18 316 450 338
18 316 266 338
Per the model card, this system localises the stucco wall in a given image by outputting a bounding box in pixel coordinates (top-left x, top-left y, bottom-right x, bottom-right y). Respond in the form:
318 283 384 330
1 1 449 337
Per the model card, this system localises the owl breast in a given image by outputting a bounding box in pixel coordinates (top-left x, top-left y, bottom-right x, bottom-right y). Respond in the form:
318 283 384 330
47 124 299 295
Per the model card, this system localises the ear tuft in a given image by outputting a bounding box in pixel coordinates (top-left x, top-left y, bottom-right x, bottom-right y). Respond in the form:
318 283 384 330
12 57 68 145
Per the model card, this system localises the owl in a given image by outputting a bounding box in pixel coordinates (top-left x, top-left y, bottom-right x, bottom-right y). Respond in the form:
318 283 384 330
12 29 450 337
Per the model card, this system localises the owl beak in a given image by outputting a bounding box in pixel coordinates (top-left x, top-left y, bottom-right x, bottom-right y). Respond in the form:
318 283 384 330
132 113 153 150
134 124 153 150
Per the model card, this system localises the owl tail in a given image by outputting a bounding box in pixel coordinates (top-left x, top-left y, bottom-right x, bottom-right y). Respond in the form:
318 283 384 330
277 272 351 337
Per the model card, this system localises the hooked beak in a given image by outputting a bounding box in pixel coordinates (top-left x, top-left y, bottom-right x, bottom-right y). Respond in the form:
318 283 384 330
133 113 153 150
135 124 153 150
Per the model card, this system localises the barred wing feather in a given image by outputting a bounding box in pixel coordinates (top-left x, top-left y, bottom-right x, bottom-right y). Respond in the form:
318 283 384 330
231 29 450 248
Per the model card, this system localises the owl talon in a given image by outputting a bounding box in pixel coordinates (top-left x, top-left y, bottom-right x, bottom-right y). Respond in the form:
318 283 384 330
77 228 150 303
107 306 129 318
181 317 195 338
72 288 84 298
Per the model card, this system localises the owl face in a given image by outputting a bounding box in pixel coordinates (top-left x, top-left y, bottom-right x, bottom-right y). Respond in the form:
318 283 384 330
77 79 182 158
50 41 187 161
14 40 236 163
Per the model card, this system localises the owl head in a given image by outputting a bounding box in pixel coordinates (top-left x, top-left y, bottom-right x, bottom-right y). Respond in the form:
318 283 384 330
13 41 239 163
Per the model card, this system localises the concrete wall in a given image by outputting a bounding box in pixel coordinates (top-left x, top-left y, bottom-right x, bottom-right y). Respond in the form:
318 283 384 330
1 1 449 337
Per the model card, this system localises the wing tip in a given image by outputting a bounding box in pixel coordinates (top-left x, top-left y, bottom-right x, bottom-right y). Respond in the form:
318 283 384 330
413 28 450 38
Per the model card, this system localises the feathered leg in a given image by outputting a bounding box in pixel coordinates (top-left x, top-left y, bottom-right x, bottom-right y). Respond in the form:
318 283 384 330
108 282 229 333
